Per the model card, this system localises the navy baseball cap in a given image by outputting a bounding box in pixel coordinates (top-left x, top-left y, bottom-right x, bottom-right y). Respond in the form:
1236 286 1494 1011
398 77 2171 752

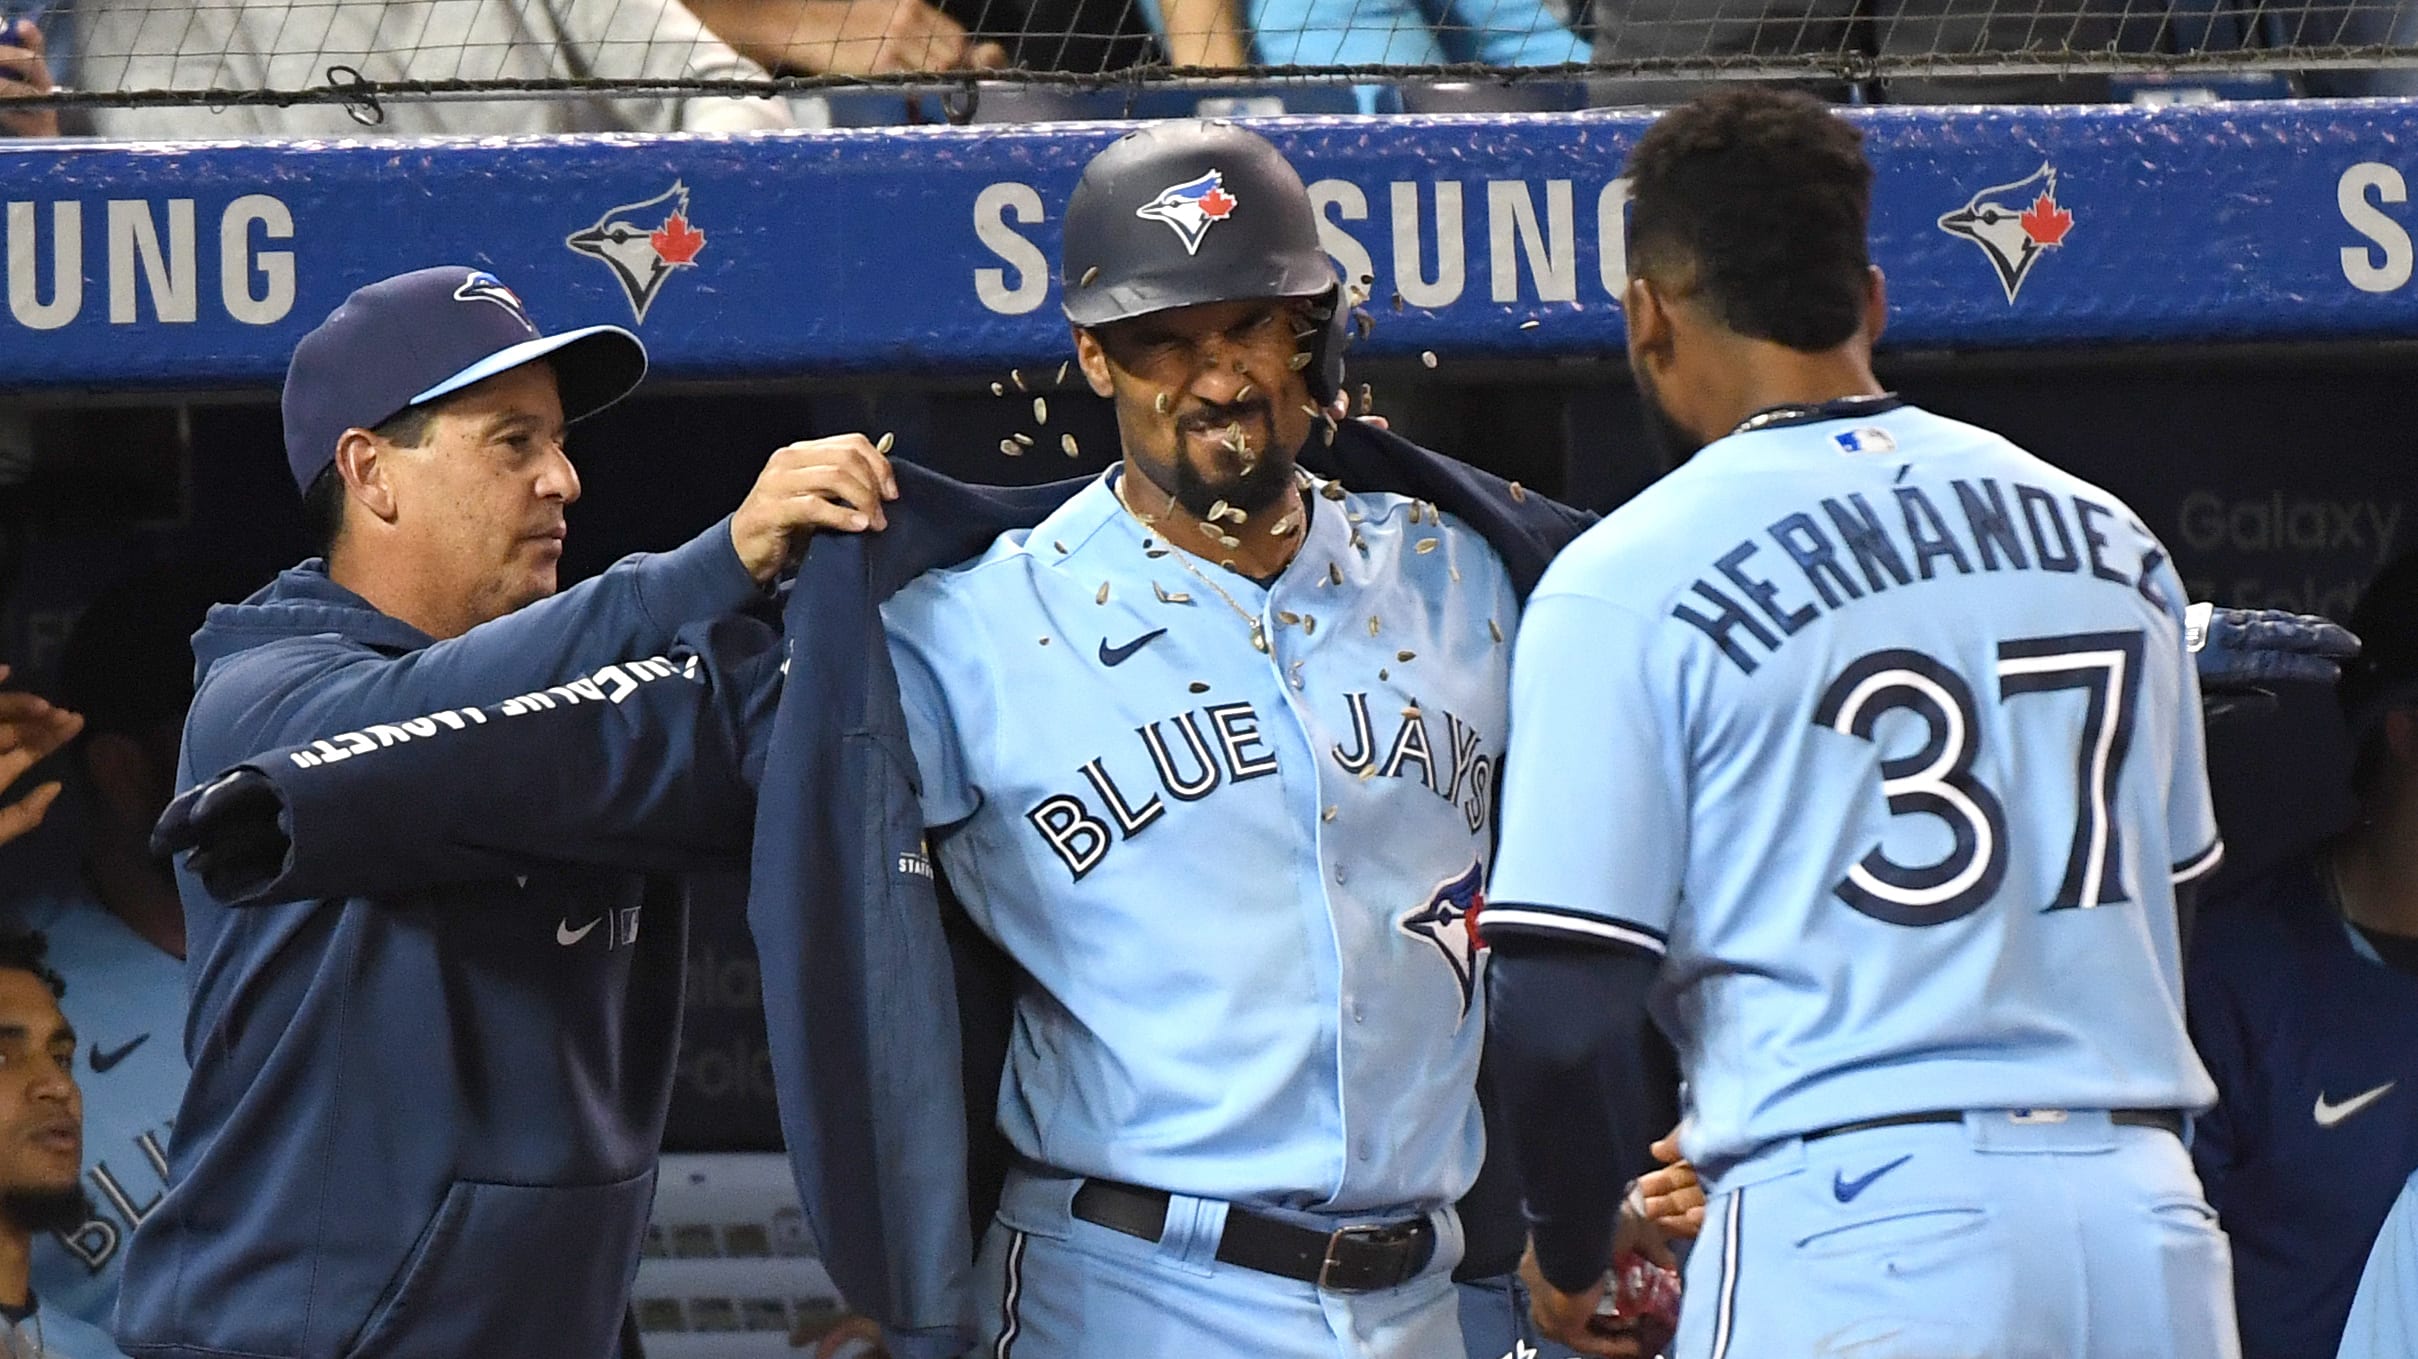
280 266 648 492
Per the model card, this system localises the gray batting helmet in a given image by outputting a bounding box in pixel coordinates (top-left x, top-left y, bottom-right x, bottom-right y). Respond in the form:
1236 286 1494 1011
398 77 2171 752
1060 121 1351 400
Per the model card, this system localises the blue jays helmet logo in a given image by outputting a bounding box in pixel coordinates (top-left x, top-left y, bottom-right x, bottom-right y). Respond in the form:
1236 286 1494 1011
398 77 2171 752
1937 163 2075 304
565 181 708 323
1400 860 1485 1023
1135 170 1239 257
452 270 535 331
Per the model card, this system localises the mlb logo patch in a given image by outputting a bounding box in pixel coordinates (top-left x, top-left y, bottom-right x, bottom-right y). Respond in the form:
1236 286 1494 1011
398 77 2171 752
1135 170 1238 256
1832 427 1898 456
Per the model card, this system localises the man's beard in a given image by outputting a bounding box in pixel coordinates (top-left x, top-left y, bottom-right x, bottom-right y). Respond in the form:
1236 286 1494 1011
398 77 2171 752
1634 365 1708 472
1167 397 1298 523
4 1185 92 1237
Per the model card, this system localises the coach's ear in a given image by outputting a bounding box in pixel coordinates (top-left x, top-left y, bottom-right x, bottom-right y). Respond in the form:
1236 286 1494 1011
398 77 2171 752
1862 266 1889 349
333 428 399 525
1072 325 1116 399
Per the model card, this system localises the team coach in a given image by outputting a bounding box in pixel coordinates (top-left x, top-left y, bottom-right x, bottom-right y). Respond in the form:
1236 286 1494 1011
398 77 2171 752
113 266 894 1359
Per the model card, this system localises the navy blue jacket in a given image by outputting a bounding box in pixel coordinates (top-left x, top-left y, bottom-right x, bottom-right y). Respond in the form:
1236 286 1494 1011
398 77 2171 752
119 522 771 1359
165 425 1592 1357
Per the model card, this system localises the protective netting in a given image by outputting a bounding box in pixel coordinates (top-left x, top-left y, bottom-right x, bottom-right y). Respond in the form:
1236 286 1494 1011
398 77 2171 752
7 0 2418 131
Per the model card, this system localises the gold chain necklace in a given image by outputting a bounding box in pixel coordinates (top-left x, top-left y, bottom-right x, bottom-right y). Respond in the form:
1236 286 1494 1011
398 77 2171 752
1111 472 1303 654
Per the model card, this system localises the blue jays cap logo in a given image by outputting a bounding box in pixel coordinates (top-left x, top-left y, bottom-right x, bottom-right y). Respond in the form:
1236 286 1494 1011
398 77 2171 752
565 181 708 324
1401 860 1485 1023
1135 170 1239 257
453 270 535 331
1937 163 2076 304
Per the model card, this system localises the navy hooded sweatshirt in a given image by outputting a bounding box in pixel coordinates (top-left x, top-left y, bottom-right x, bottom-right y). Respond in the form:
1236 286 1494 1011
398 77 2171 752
154 425 1594 1358
117 520 777 1359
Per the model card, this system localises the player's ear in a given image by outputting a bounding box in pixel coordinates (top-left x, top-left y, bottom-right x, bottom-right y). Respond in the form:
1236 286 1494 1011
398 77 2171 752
1625 277 1674 371
1861 266 1889 349
334 428 400 525
1072 326 1115 399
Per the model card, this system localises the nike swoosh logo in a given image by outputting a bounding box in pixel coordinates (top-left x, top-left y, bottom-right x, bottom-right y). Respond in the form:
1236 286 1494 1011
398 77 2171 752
556 917 602 946
1832 1153 1913 1203
2315 1082 2397 1128
90 1035 150 1073
1098 629 1168 667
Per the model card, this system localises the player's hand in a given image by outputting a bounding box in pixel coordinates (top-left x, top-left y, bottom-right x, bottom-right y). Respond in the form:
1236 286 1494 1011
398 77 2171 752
1633 1130 1706 1255
729 434 899 584
1519 1243 1629 1359
0 22 61 140
0 666 80 848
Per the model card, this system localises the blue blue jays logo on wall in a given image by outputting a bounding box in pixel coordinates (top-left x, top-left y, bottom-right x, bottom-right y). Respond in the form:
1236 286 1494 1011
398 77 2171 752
565 181 709 323
1401 860 1485 1023
1135 171 1239 257
452 270 535 331
1937 163 2075 304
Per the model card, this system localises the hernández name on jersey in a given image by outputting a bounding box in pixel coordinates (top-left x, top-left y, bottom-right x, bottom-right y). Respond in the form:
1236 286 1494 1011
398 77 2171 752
1026 689 1495 881
1671 470 2175 677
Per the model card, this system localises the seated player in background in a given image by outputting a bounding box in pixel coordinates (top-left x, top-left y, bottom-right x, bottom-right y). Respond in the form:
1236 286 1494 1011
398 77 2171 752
0 927 132 1358
0 571 231 1335
2191 549 2418 1359
2339 1167 2418 1358
1485 88 2238 1358
0 665 78 850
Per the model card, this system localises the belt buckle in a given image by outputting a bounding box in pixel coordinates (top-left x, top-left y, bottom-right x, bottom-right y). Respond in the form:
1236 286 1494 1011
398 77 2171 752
1316 1222 1407 1293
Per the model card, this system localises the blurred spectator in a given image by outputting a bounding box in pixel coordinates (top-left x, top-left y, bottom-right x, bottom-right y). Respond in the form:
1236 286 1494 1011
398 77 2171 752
2189 549 2418 1359
0 570 223 1334
66 0 792 138
685 0 1009 74
1126 0 1582 68
0 928 130 1358
0 664 77 851
0 18 57 137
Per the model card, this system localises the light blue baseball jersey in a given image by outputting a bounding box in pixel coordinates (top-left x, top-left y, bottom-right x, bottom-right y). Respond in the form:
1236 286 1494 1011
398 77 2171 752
2339 1169 2418 1359
1 891 184 1330
885 467 1517 1214
19 1300 135 1359
1489 402 2222 1173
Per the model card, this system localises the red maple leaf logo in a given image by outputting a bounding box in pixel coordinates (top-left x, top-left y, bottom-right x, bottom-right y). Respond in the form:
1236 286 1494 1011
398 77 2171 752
1196 186 1237 220
2020 192 2072 247
651 211 705 265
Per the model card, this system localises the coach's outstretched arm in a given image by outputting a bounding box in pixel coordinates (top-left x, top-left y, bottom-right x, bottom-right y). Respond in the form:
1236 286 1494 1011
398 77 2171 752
158 612 784 902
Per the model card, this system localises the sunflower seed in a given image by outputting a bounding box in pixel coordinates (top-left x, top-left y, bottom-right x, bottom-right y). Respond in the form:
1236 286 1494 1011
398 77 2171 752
875 431 895 454
1033 397 1048 424
1488 618 1504 643
1390 291 1405 313
1290 659 1305 689
1062 434 1080 458
1142 538 1154 550
1348 510 1365 524
1321 482 1346 502
1155 391 1173 415
1415 538 1438 554
999 439 1022 457
1235 383 1255 403
1358 271 1375 286
1368 616 1381 636
1289 352 1315 371
1054 541 1068 553
1039 636 1050 645
990 381 1006 396
1401 704 1422 719
1396 649 1416 662
1450 565 1462 582
1300 403 1323 421
1509 480 1527 502
1353 313 1374 341
1519 318 1540 330
1357 382 1374 415
1269 511 1300 536
1420 350 1438 369
1146 549 1169 559
1096 582 1110 605
1359 764 1377 781
1378 668 1389 682
1154 582 1191 604
1080 266 1101 287
1327 563 1343 586
1303 615 1317 635
1279 610 1301 625
1322 805 1338 822
1012 432 1034 447
1222 505 1248 524
1251 628 1269 653
1012 369 1027 391
1220 558 1236 570
1056 360 1070 385
1189 681 1209 693
1350 529 1365 551
1321 424 1335 445
1199 521 1223 540
1207 499 1230 520
1219 534 1241 549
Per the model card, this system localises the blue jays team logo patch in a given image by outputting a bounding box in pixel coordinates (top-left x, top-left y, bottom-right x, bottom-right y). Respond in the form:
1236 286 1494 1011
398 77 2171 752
1937 163 2075 304
1400 860 1485 1023
1135 171 1239 256
452 270 535 330
565 181 708 324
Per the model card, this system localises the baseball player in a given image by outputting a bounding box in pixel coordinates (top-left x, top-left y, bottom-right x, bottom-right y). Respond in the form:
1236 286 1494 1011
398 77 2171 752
1485 88 2237 1358
2190 551 2418 1359
2339 1169 2418 1359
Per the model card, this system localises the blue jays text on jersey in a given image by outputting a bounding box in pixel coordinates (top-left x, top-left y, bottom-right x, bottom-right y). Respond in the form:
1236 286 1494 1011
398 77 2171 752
1488 402 2222 1177
884 467 1517 1216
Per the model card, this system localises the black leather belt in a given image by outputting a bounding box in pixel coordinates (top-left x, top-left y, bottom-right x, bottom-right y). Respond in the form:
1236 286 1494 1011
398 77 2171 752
1070 1178 1435 1293
1803 1108 2184 1142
